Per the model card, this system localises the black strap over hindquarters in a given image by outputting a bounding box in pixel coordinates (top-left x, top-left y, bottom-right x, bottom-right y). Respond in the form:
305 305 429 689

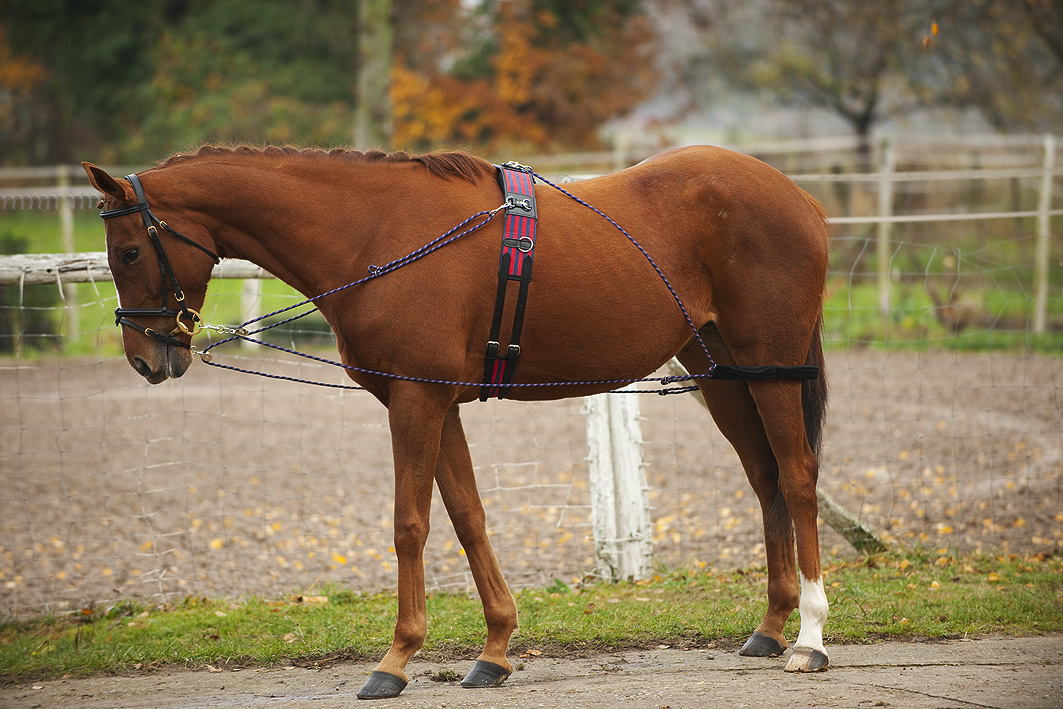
710 364 819 380
480 163 538 401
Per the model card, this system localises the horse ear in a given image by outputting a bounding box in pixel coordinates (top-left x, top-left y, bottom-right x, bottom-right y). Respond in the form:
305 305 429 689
82 162 127 200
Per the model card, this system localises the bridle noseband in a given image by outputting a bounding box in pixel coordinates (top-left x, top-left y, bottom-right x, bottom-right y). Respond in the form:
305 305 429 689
99 174 220 349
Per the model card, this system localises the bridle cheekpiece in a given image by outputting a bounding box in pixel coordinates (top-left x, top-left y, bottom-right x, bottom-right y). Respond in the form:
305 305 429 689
99 174 220 349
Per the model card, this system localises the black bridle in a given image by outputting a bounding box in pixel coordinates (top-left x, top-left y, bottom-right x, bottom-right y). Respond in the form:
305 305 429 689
99 174 220 349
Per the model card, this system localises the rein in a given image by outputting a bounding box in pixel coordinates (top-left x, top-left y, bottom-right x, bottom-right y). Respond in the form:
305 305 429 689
100 165 817 394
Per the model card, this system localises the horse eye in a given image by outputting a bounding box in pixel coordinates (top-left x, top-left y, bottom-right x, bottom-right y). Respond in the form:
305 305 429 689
121 248 140 265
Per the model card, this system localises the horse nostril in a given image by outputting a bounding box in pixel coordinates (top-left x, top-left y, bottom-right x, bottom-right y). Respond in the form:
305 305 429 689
132 357 153 378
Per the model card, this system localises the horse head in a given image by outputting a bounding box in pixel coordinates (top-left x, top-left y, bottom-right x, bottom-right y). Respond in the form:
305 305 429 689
82 162 219 384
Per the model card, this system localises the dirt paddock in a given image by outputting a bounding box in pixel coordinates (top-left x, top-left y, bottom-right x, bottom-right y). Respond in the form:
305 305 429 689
1 349 1061 615
2 635 1061 708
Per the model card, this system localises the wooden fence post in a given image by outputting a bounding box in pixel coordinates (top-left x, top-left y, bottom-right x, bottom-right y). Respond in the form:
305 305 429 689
585 393 653 581
240 278 262 349
57 164 80 344
1033 133 1056 334
353 0 393 149
877 137 895 316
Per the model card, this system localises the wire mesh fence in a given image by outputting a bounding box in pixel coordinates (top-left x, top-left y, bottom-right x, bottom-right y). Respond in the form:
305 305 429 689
1 136 1060 617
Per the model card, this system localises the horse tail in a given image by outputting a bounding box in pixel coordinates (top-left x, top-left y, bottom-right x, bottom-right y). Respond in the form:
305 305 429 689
802 312 828 459
798 186 830 459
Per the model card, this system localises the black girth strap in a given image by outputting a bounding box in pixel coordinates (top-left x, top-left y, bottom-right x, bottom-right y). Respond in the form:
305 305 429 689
480 162 538 400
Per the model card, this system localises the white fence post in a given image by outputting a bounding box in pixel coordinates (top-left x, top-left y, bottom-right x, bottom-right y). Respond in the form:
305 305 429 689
877 137 895 315
1033 133 1056 334
584 392 653 581
240 278 262 349
57 164 80 343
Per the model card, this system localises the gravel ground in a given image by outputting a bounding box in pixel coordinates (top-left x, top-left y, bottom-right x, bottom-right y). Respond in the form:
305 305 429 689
2 349 1061 615
2 634 1061 709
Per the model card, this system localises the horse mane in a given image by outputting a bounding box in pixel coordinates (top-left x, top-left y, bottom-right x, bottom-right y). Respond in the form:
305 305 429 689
155 145 496 183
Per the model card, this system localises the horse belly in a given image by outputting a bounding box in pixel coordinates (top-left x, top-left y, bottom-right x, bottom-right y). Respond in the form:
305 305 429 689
496 256 699 401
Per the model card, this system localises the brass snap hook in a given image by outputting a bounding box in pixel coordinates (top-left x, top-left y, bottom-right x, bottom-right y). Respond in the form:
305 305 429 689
175 308 204 336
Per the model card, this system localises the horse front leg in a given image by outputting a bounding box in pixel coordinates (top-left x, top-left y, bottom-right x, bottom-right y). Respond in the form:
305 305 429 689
434 405 518 689
357 387 448 700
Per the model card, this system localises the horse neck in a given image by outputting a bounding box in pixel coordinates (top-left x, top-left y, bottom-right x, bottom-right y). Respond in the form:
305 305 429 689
159 160 402 298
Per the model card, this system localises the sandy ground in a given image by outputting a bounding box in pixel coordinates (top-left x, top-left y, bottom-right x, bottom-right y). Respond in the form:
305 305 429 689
2 634 1061 708
1 350 1062 616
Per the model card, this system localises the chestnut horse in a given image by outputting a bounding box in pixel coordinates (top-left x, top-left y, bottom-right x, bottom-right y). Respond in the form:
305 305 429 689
83 144 831 698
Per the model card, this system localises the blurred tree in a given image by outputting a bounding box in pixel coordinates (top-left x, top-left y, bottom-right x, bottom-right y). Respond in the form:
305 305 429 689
0 2 159 164
2 0 655 163
748 1 930 155
0 0 361 164
670 0 1062 160
129 0 360 159
391 0 657 152
935 0 1063 133
0 25 49 164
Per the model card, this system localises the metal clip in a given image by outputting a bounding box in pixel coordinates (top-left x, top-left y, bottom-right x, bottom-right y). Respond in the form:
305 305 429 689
189 345 213 363
506 195 533 212
207 324 250 337
175 308 204 336
500 160 532 173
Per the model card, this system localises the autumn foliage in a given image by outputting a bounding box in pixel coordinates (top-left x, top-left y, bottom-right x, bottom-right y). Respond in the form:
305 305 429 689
391 1 656 153
0 26 48 161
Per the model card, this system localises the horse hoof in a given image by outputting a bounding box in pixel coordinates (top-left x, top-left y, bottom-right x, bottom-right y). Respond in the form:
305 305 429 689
356 671 408 699
739 631 787 657
461 659 512 688
784 646 829 672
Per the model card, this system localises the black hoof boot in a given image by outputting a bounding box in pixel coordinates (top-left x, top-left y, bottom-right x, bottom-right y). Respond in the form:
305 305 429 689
461 659 511 688
357 671 408 699
739 631 787 657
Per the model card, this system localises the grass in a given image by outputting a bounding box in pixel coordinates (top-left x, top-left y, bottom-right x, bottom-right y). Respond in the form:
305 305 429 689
2 550 1061 682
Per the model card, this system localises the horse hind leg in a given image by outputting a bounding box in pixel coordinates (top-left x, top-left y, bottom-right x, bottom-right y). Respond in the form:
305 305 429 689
747 375 829 673
677 327 801 659
738 323 829 673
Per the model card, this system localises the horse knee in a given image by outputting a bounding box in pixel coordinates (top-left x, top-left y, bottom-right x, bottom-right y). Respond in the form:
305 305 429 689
393 519 430 557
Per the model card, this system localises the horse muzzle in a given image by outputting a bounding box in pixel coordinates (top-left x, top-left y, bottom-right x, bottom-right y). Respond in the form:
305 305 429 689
128 341 192 384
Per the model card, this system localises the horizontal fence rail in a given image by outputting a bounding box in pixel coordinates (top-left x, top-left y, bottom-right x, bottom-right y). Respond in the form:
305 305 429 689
0 252 275 287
